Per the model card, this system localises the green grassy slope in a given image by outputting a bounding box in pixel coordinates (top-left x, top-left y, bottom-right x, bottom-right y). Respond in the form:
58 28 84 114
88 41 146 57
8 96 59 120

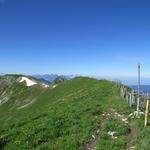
0 76 132 150
129 114 150 150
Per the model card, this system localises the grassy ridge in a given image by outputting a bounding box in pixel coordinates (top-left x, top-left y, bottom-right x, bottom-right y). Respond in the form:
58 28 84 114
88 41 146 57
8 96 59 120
0 77 131 150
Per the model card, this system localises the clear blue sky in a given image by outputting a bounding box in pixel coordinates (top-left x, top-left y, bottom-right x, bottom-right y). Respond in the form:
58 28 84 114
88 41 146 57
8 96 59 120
0 0 150 77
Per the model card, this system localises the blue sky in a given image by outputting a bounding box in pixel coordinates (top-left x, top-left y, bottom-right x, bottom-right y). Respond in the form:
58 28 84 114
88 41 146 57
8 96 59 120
0 0 150 79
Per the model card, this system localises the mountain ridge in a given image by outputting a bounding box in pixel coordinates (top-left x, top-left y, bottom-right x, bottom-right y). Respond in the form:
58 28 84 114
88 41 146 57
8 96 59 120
0 75 132 150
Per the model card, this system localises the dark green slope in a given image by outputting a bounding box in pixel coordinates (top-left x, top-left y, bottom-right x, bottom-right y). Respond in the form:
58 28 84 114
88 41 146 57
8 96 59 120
0 76 131 150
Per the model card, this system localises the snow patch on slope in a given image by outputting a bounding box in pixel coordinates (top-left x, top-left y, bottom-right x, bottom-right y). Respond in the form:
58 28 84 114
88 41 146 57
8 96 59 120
42 83 49 88
19 77 37 86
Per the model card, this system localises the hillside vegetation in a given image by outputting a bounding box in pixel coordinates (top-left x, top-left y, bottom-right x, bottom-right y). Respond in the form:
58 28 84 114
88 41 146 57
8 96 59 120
0 75 147 150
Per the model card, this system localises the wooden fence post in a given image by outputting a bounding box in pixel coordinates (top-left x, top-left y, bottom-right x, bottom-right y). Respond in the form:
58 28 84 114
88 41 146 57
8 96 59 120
132 90 135 105
129 93 132 107
144 93 149 127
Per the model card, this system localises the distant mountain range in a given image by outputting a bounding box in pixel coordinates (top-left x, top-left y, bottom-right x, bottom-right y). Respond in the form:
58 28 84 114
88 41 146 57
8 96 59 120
2 74 150 93
0 73 76 84
0 73 5 76
33 74 75 83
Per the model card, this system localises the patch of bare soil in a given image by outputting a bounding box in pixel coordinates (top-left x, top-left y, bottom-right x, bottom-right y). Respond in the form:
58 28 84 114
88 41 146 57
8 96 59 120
84 110 137 150
84 112 109 150
125 124 137 150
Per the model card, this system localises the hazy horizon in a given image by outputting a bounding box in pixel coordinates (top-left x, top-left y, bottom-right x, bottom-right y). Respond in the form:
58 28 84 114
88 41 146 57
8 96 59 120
2 72 150 85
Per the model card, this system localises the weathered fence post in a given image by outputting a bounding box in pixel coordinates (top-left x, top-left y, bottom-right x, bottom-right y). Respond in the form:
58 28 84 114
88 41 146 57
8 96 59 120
132 90 135 105
129 93 132 107
137 63 141 115
144 93 149 127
